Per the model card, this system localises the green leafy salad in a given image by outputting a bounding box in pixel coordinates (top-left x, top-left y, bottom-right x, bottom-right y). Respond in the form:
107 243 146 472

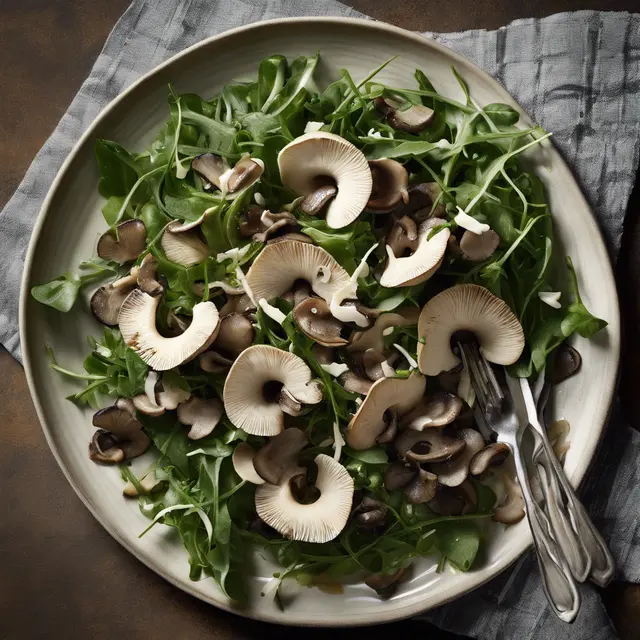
32 53 606 603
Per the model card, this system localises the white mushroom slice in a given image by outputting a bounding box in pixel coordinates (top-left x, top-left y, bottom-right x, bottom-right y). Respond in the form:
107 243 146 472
346 372 426 450
431 428 485 487
118 290 219 370
161 221 209 265
417 284 525 375
132 394 165 416
157 375 191 409
223 345 322 436
232 443 265 484
255 454 354 543
380 221 450 288
177 396 223 440
539 291 562 309
401 391 463 430
454 209 491 235
278 132 373 229
348 308 420 353
246 241 350 304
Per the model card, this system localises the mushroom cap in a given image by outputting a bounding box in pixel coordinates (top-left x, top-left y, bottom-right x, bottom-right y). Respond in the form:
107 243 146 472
246 240 350 304
469 442 511 476
430 428 485 487
232 443 265 485
132 394 165 416
300 184 338 216
339 371 373 395
348 308 420 353
395 428 465 464
417 284 525 375
255 454 354 543
253 427 308 485
226 157 264 193
549 343 582 384
401 391 463 429
223 345 322 436
375 97 435 134
278 132 372 229
380 221 450 288
90 276 137 326
346 372 426 450
89 430 125 464
404 468 438 504
384 461 417 491
161 221 209 265
460 229 501 262
493 468 525 524
118 289 219 370
177 396 223 440
192 153 229 188
157 376 191 409
213 313 254 358
366 159 409 213
199 350 233 374
97 219 146 263
294 297 347 347
137 254 163 296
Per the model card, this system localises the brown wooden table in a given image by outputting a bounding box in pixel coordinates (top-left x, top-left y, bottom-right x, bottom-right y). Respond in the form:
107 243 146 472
1 2 638 638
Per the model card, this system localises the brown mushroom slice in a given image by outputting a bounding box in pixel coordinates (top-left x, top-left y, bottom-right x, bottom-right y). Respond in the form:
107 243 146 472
223 345 322 436
267 232 314 245
428 481 478 516
293 297 347 347
395 428 465 464
549 344 582 384
339 371 373 395
469 442 511 476
90 405 150 462
213 313 254 358
401 392 463 430
300 184 338 216
255 454 354 543
232 443 265 485
395 182 445 219
192 153 228 189
404 468 438 504
384 461 417 491
132 394 165 417
219 293 256 317
417 284 525 376
431 428 485 487
199 350 233 374
346 372 426 450
137 254 163 296
349 308 420 353
381 219 450 288
278 132 372 229
119 290 219 370
460 229 501 262
90 272 138 326
386 216 419 257
239 208 298 243
352 348 388 382
374 96 435 133
97 219 146 263
246 241 350 305
353 495 388 528
89 430 125 464
312 345 335 366
177 396 223 440
493 469 525 524
376 409 398 444
366 159 409 213
365 567 405 597
253 428 308 485
225 157 264 194
161 221 209 266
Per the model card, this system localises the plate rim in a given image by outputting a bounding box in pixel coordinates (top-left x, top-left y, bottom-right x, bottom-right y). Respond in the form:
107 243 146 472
18 15 620 627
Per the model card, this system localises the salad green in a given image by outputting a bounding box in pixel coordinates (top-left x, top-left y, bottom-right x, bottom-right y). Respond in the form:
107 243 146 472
33 53 606 603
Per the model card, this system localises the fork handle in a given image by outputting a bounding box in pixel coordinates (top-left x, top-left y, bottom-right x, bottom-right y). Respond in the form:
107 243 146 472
532 432 614 587
505 438 582 623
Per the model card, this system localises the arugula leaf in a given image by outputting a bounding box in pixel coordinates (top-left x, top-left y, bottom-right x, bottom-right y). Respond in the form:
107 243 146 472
95 139 139 198
31 274 81 312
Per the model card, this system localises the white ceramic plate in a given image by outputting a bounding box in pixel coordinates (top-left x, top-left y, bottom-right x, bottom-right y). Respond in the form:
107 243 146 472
20 17 619 626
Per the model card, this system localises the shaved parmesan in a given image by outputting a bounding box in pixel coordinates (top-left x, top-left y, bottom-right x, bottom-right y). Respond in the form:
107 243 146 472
259 298 287 325
393 343 418 370
332 421 345 461
304 121 325 133
254 192 266 206
321 362 350 377
538 291 561 309
217 245 251 263
455 207 490 235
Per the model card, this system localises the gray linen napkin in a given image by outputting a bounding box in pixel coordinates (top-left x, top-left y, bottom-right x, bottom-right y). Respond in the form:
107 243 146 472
1 2 639 638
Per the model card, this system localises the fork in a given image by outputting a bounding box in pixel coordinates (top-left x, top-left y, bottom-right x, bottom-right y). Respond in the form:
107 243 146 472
525 370 614 587
459 340 581 623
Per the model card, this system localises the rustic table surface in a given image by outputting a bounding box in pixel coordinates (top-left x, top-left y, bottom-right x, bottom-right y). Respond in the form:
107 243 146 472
1 1 638 638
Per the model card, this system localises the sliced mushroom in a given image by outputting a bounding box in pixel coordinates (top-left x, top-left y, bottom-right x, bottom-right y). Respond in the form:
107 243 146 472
349 308 420 353
224 156 264 194
460 229 500 262
137 254 163 296
132 394 165 416
177 396 223 440
161 221 209 265
365 567 405 597
213 313 254 358
346 372 426 450
381 219 450 288
239 207 298 242
278 132 372 229
253 428 308 485
192 153 229 189
223 345 322 436
405 468 438 504
311 344 335 365
89 430 125 464
437 365 463 394
267 232 314 245
431 428 485 487
394 428 465 464
119 290 219 370
300 184 338 216
123 471 160 497
394 182 445 219
376 409 398 444
469 442 511 476
339 371 373 395
278 387 303 417
384 461 417 491
549 344 582 384
428 481 478 516
366 159 409 213
350 348 388 382
219 293 256 317
246 240 350 304
493 468 525 524
353 495 388 528
401 392 463 430
294 297 347 347
255 454 354 543
232 443 265 485
90 405 150 462
192 280 245 298
386 216 419 257
417 284 525 376
90 272 138 326
374 96 435 133
157 376 191 409
97 219 146 263
199 350 234 374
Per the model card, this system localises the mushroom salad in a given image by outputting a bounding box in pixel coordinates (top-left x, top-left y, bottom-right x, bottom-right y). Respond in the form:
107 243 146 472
33 54 606 603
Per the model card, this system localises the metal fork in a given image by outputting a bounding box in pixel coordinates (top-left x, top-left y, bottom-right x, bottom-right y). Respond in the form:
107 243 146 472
526 370 614 587
459 341 581 623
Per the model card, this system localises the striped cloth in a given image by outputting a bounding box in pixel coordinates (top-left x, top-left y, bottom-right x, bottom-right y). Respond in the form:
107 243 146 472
0 2 638 638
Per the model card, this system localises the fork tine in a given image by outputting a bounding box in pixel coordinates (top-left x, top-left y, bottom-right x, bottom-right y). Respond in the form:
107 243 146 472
457 340 503 419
